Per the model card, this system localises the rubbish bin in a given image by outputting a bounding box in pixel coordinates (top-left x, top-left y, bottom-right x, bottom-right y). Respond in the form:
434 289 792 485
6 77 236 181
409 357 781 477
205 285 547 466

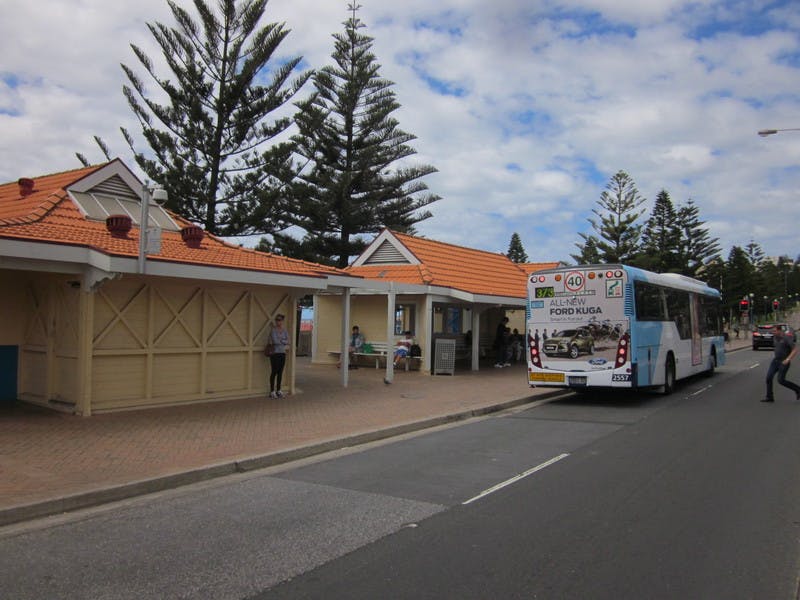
433 338 456 375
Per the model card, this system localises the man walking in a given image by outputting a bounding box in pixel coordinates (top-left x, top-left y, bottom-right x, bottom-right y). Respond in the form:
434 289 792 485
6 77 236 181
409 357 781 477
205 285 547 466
762 325 800 402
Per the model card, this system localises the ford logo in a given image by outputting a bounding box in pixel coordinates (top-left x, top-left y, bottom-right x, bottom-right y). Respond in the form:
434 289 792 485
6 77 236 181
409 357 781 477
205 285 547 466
588 358 608 365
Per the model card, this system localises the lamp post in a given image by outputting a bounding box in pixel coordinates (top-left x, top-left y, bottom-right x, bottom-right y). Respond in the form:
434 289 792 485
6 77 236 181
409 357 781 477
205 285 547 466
758 128 800 137
138 183 168 274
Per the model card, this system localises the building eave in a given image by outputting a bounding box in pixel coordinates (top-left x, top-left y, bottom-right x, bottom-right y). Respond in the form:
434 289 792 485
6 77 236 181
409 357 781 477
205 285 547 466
0 238 330 290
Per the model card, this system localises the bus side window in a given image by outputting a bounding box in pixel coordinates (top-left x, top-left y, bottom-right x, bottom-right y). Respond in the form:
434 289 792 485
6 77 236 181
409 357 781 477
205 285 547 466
665 288 691 339
634 281 666 321
700 296 722 336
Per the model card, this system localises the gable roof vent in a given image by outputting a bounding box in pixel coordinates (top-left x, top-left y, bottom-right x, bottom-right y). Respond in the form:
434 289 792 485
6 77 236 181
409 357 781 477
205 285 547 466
365 240 408 264
18 178 35 197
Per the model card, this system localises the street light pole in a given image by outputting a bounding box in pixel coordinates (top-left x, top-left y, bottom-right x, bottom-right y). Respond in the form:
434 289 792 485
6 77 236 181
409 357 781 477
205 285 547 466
138 182 168 274
758 128 800 137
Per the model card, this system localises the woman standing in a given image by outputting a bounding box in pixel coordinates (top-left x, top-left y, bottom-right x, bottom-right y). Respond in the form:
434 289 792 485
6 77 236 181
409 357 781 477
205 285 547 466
268 314 290 398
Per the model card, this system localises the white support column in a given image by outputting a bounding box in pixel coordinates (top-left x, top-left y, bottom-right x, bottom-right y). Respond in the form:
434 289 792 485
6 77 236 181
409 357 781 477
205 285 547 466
76 277 94 416
288 294 297 395
424 295 433 373
471 309 481 371
385 283 396 383
341 288 351 387
311 295 319 363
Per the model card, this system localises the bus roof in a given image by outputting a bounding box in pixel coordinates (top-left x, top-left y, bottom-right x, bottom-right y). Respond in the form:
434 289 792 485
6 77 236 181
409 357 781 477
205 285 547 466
529 264 720 297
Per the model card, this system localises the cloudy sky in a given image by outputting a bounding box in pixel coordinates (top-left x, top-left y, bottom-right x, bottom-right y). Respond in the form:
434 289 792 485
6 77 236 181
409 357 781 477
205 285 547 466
1 0 799 263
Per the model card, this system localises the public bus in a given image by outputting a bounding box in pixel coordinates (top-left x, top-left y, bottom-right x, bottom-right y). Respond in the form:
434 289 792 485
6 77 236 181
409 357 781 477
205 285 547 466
526 264 725 393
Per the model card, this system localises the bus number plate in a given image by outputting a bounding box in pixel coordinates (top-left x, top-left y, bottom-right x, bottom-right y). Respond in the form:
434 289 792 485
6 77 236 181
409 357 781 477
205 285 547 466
612 374 631 382
529 372 565 383
568 376 587 386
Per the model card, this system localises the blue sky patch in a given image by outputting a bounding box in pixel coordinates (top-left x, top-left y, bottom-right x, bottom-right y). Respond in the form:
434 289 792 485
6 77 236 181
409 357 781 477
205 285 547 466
547 8 636 40
418 72 467 97
687 1 794 40
2 73 21 88
411 12 466 39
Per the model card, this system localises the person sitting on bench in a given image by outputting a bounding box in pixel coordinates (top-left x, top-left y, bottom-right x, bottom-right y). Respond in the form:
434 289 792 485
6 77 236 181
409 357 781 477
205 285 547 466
393 331 413 367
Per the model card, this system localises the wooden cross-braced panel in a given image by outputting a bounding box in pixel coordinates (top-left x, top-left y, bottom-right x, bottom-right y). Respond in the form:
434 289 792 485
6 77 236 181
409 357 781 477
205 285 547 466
94 281 148 350
53 284 79 356
251 292 289 344
23 282 50 348
152 285 202 349
205 288 249 347
89 277 294 410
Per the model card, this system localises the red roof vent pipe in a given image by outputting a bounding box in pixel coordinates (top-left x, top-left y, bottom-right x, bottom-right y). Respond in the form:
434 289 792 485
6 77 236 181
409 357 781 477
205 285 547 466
18 178 34 197
106 214 133 238
180 225 204 248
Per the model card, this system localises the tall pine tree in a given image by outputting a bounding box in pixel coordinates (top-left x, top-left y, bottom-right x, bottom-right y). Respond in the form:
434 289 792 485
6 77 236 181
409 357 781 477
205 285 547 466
278 4 440 267
675 199 720 278
744 240 767 269
576 170 646 264
507 233 528 263
724 246 756 313
120 0 310 236
638 189 680 273
571 234 601 265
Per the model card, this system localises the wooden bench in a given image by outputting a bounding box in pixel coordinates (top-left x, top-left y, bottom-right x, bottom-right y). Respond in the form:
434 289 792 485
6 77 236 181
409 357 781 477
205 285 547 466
327 341 388 369
328 341 423 371
357 341 390 369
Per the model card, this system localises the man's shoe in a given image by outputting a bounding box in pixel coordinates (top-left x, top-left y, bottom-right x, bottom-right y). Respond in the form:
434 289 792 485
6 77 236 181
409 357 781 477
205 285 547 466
760 397 774 402
269 391 277 399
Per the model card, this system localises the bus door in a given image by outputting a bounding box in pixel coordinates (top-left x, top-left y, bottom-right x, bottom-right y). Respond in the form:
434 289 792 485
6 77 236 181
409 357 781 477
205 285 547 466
690 294 702 366
634 324 661 386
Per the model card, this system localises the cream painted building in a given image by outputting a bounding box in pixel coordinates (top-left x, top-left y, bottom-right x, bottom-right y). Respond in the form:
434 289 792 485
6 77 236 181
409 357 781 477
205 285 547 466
0 160 358 414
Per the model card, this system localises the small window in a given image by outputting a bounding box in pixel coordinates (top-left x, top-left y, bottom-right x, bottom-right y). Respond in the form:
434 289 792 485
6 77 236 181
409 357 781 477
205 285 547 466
444 307 461 334
395 304 416 335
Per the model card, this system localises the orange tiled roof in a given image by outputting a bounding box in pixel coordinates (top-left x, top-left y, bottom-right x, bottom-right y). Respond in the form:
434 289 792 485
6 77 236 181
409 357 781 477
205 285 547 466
0 163 349 279
521 261 563 273
348 231 529 298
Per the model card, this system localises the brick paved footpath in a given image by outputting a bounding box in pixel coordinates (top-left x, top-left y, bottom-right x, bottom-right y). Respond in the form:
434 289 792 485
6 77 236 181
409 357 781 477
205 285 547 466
0 338 751 526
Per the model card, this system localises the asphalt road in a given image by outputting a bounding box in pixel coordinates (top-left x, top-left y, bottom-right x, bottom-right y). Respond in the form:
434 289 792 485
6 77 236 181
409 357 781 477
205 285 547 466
2 349 800 599
255 349 800 600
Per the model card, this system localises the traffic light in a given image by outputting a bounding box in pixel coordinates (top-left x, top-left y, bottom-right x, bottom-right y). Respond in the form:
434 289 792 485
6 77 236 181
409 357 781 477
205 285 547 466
739 299 749 311
773 299 780 310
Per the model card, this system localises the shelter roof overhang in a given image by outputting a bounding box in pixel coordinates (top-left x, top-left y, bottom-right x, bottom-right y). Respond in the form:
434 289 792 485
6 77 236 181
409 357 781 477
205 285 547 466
0 237 332 291
317 277 526 308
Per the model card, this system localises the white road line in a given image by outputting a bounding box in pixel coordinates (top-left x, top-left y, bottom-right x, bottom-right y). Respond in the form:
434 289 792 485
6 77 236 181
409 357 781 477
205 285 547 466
462 453 570 505
748 363 761 370
690 385 713 397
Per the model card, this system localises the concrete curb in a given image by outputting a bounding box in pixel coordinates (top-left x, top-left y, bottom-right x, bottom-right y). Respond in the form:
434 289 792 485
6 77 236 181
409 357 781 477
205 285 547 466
0 391 563 528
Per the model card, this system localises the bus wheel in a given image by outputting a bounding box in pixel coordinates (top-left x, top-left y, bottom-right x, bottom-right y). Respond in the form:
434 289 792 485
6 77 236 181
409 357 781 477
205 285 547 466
569 344 579 359
663 356 676 395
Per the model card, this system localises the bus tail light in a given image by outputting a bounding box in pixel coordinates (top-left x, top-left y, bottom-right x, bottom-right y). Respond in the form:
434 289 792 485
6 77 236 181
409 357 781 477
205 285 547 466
614 333 630 368
529 337 542 368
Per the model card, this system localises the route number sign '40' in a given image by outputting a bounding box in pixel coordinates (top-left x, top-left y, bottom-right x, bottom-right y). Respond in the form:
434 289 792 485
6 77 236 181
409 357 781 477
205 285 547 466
564 272 584 292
